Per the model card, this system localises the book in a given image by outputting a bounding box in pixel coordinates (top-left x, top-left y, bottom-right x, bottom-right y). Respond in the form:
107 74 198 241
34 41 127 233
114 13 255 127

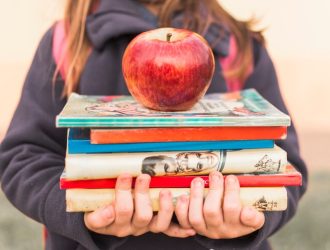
65 187 288 212
60 164 302 189
67 128 274 154
90 126 287 144
56 89 290 128
64 145 287 180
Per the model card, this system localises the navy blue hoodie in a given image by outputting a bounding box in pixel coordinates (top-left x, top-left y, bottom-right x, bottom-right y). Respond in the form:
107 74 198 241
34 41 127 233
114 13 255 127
0 0 307 249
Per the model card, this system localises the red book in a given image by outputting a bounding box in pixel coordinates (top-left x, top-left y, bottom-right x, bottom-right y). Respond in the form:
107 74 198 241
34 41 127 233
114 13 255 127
60 164 301 189
90 126 287 144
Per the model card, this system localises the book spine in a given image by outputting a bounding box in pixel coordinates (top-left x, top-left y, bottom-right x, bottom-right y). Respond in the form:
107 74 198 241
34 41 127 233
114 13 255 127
65 146 287 180
90 127 287 144
66 187 287 212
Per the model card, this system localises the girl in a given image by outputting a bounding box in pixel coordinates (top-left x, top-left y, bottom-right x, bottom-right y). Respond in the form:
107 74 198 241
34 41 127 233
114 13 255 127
0 0 307 249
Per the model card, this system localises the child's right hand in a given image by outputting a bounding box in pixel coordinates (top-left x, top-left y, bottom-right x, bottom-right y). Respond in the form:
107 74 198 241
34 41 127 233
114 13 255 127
84 174 196 238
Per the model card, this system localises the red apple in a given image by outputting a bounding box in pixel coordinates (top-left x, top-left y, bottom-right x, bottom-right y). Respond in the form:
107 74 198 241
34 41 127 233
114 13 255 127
122 27 215 111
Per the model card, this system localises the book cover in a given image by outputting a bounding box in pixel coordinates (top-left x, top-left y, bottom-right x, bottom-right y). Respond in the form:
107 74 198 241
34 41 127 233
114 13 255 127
66 187 288 212
60 164 302 189
68 128 274 154
90 126 287 144
56 89 290 128
64 145 287 180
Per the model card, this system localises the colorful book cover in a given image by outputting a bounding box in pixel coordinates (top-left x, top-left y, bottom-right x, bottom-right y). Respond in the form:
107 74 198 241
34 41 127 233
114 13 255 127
67 128 274 154
60 164 302 189
64 145 287 180
66 187 288 212
56 89 291 128
90 126 287 144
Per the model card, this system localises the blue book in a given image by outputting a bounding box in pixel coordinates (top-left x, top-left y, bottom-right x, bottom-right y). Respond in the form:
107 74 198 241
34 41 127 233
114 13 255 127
67 129 274 154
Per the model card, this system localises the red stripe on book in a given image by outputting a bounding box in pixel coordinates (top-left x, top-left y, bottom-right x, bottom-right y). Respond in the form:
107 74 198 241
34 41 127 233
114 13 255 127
60 165 301 189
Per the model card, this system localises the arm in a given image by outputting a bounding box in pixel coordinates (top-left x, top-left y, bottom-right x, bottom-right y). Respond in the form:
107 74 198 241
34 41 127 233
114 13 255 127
184 40 308 249
0 27 123 250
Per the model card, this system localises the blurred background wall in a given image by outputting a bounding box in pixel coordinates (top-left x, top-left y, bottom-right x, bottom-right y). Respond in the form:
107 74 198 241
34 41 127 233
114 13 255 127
0 0 329 249
221 0 330 171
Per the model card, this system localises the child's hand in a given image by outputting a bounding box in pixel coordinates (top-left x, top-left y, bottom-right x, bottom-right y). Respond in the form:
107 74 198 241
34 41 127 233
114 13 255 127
175 172 265 239
84 174 196 238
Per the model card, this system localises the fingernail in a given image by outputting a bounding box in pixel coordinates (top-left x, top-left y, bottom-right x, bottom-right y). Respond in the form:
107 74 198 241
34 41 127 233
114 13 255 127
193 178 204 188
160 189 171 198
137 175 150 185
119 174 132 183
227 175 236 185
179 195 188 203
211 172 220 182
101 206 113 219
187 229 196 235
244 207 256 219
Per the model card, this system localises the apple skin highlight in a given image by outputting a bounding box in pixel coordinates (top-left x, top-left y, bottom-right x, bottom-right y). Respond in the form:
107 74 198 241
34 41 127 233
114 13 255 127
122 27 215 111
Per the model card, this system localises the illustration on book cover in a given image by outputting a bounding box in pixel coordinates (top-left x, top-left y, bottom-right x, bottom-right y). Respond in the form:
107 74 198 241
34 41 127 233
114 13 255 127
141 151 223 176
140 151 283 176
85 95 265 117
253 196 279 211
254 155 282 173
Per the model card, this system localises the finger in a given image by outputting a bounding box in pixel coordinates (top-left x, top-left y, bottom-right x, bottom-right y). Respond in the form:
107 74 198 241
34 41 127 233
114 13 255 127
240 206 265 230
189 178 206 232
84 205 115 232
149 189 174 232
203 171 224 228
163 222 196 238
132 174 153 229
114 174 134 226
175 194 191 229
223 175 241 225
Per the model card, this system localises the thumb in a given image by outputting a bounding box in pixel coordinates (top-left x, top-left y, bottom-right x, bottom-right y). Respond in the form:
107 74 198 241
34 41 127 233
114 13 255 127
240 206 265 230
84 205 115 231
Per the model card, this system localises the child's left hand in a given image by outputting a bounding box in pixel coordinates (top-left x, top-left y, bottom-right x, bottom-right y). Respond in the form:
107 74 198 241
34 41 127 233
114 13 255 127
175 172 265 239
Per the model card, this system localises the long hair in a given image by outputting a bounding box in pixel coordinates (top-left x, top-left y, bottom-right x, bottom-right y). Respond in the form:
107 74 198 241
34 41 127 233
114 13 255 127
59 0 263 96
57 0 95 96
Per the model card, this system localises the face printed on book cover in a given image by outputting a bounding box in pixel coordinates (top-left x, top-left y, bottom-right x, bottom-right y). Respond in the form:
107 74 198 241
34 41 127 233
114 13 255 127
176 152 219 172
141 152 219 176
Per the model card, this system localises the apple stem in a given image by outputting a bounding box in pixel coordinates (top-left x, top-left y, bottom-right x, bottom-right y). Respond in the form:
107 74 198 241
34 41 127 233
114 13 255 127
166 33 172 42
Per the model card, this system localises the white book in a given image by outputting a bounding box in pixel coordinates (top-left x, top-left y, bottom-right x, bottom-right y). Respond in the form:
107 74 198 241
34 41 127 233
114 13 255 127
65 145 287 180
66 187 288 212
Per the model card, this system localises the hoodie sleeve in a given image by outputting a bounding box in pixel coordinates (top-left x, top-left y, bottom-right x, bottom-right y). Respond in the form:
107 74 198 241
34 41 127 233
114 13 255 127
0 27 125 250
194 39 308 249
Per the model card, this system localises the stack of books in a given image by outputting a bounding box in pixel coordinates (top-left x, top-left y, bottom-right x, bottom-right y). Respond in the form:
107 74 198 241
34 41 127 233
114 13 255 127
56 89 302 212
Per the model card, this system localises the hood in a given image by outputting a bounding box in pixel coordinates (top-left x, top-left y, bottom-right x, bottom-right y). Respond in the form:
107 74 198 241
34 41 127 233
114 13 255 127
86 0 230 56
